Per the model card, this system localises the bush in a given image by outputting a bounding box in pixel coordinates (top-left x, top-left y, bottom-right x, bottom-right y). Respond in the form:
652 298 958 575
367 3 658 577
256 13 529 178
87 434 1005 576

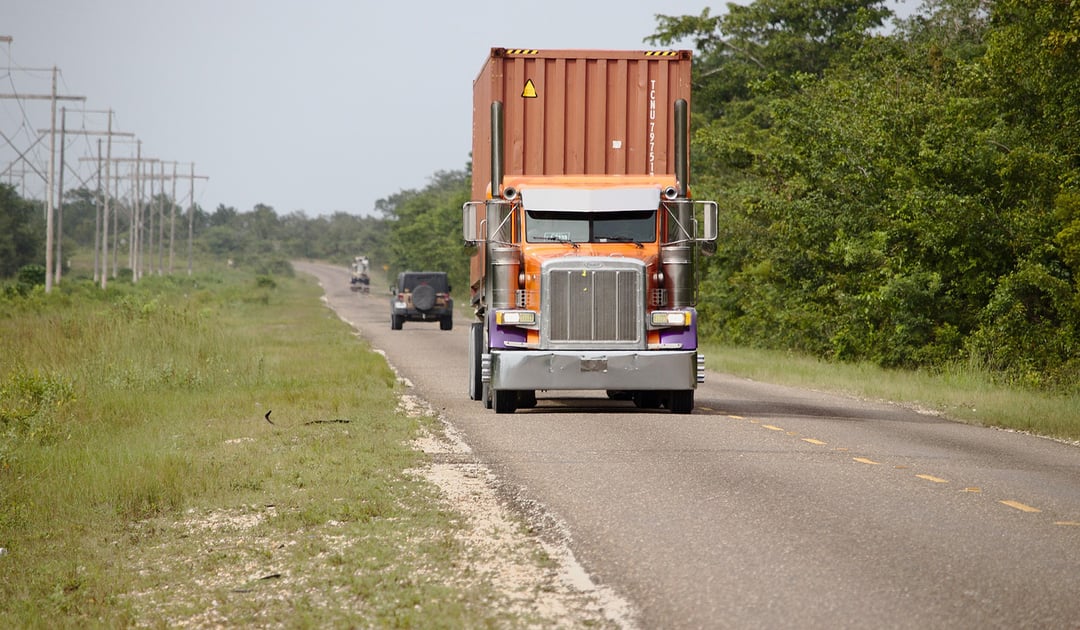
967 262 1078 391
16 265 46 292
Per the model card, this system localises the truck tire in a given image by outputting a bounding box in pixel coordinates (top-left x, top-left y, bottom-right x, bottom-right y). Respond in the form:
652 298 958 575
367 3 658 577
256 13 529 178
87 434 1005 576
493 389 517 414
518 390 537 408
391 314 403 330
412 284 436 311
440 316 453 331
468 323 483 400
633 391 663 409
668 390 694 414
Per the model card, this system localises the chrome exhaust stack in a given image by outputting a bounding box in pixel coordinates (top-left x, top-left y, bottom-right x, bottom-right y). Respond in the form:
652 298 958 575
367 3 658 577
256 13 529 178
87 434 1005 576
662 98 695 308
487 100 518 309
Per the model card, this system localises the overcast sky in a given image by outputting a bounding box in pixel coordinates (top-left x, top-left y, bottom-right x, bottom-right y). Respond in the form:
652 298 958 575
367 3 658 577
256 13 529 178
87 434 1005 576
2 0 916 218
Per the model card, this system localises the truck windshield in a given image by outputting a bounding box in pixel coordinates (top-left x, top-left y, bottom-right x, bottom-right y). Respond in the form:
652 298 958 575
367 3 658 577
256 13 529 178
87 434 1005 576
525 210 656 245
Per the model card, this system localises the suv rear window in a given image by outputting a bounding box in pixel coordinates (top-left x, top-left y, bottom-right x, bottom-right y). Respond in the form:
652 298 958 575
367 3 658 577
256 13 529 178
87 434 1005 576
399 273 449 293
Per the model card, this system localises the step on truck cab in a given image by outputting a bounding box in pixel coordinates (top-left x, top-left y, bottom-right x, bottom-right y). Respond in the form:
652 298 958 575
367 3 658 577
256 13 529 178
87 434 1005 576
463 48 717 414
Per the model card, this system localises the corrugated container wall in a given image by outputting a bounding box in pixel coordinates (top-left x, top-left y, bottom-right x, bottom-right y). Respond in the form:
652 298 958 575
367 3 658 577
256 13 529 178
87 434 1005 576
472 48 693 202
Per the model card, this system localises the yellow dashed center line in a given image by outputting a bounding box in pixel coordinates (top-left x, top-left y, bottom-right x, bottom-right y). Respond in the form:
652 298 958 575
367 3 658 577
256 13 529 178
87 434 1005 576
1000 500 1041 513
712 406 1058 529
916 474 949 484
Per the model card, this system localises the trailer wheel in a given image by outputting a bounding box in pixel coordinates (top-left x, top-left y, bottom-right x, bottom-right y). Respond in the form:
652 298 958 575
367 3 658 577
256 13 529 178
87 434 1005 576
493 389 517 414
668 390 694 414
468 323 483 400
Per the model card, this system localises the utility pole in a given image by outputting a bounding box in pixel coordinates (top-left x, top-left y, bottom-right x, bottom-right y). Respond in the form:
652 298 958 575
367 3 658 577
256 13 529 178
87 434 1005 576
157 161 165 274
71 110 134 288
0 63 86 292
185 163 209 275
108 148 160 282
154 159 200 273
55 106 66 285
130 161 173 277
94 139 102 283
86 159 205 279
170 161 178 273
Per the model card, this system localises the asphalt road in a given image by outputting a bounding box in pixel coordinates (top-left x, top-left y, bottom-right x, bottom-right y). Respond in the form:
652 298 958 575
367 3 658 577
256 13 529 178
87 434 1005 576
296 261 1080 630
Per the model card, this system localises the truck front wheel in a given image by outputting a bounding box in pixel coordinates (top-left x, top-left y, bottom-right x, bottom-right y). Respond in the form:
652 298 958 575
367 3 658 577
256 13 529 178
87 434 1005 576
493 389 517 414
668 390 694 414
468 323 483 400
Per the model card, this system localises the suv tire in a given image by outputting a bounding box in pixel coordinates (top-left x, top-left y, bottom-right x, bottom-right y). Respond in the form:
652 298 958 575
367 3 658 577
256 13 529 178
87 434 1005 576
411 284 436 311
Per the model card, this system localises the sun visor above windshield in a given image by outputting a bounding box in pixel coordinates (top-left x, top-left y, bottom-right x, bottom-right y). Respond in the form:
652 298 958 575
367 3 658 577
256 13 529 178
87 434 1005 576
520 186 661 212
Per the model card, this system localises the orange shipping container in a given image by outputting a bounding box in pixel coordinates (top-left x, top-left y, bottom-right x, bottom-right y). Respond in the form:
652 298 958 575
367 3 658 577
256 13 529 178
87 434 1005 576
471 48 693 202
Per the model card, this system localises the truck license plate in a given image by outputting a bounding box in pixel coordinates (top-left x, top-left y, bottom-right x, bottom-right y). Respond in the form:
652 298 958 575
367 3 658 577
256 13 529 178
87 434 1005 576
580 358 607 372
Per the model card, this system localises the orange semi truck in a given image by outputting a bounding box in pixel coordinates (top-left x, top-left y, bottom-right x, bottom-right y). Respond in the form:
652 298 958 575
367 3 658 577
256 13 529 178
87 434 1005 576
463 48 718 414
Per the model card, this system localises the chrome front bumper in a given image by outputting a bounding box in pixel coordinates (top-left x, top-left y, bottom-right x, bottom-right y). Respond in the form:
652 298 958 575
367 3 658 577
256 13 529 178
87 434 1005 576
485 350 704 391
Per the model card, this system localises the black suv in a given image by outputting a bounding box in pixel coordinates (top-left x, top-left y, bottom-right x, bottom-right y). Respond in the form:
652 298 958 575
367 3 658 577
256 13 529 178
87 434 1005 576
390 271 453 330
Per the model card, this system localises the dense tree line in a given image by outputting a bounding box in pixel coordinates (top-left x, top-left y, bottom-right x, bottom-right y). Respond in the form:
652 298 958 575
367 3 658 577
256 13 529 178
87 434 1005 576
646 0 1079 391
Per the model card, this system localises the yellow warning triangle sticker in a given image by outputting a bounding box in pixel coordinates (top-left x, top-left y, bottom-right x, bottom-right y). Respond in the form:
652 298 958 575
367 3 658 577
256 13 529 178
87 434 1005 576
522 79 537 98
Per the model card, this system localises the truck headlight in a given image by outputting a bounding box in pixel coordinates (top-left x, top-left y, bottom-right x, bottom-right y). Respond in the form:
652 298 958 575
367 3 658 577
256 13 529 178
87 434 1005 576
650 311 690 327
496 310 537 326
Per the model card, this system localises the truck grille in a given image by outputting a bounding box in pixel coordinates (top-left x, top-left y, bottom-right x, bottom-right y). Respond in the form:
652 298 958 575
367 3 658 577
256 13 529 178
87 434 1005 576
541 258 645 349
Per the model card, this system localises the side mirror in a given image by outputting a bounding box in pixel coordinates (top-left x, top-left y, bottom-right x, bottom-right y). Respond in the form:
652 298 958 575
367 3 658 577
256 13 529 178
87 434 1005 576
462 202 483 244
697 200 718 243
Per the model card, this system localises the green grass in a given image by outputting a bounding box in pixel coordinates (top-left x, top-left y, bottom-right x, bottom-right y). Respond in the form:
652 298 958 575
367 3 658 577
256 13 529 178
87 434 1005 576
0 268 528 628
700 341 1080 443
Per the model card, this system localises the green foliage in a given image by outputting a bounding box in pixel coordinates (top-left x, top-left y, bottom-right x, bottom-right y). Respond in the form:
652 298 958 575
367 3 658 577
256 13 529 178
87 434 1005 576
0 184 44 277
15 264 46 291
967 261 1079 389
377 169 472 296
658 0 1080 392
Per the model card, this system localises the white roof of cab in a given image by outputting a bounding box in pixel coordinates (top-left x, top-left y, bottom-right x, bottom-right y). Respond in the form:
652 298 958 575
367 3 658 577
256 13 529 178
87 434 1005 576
520 186 660 212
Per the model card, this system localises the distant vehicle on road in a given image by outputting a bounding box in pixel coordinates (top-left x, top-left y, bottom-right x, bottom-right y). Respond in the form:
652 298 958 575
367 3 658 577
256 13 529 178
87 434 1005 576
390 271 453 331
350 256 370 294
